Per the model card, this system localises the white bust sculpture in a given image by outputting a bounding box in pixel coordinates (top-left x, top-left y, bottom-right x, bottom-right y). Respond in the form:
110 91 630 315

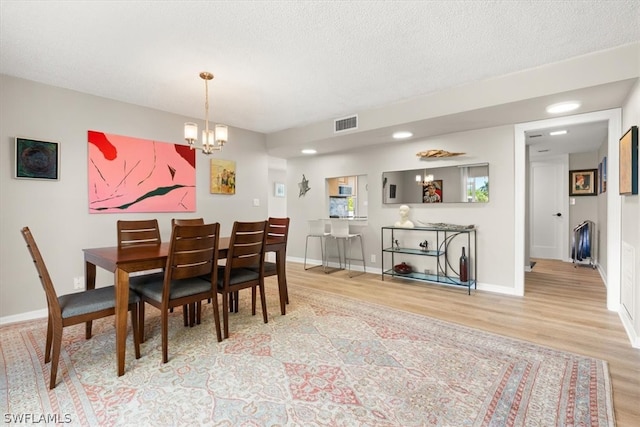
394 204 414 228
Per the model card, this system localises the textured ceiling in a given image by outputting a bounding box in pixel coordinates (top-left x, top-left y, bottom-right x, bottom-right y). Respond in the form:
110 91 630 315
1 0 639 139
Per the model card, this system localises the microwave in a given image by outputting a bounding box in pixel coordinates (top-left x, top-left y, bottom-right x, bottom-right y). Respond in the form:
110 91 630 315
338 184 353 196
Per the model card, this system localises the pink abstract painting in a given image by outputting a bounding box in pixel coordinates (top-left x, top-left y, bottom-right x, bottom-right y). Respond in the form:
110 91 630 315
88 131 196 213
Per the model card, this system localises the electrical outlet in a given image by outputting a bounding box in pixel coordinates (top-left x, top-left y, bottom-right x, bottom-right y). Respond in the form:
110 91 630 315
73 276 84 290
370 254 376 263
253 198 260 207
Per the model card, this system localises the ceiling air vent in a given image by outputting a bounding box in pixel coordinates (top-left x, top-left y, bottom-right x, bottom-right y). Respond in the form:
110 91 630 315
334 115 358 133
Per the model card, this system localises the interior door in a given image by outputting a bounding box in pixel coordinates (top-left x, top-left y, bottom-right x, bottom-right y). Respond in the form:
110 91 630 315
530 156 568 260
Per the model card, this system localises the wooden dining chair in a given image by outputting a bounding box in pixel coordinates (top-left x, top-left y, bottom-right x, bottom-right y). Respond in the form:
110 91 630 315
171 218 206 326
214 220 268 339
242 217 290 313
131 223 222 363
117 218 193 328
21 227 141 389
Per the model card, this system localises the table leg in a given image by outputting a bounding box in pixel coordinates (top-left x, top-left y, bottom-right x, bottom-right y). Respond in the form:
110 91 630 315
276 248 288 315
115 268 129 377
85 262 96 339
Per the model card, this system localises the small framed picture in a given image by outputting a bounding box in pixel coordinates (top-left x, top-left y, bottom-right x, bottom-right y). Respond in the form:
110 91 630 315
569 169 597 196
15 137 60 180
274 182 285 197
619 125 638 195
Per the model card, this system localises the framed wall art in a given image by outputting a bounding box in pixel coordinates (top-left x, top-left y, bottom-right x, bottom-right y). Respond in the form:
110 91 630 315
569 169 597 196
602 156 607 193
274 182 285 197
598 161 603 194
619 125 638 195
88 130 196 213
15 137 60 180
422 180 443 203
210 158 236 194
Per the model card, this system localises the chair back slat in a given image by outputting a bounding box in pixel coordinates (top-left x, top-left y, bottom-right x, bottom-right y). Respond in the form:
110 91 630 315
266 217 290 244
21 227 61 314
171 218 205 227
117 219 161 247
167 223 219 281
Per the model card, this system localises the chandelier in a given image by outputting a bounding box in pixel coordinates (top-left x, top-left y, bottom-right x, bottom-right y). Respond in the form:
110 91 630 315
416 173 434 186
184 72 228 154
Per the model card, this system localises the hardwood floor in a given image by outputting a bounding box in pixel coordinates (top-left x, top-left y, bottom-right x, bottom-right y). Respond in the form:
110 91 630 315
284 258 640 426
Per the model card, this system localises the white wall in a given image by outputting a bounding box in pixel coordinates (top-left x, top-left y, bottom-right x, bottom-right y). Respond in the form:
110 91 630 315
0 75 269 320
285 125 517 293
619 79 640 345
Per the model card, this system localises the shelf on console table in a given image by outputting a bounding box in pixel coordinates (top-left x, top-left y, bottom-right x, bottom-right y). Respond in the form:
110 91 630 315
381 225 477 294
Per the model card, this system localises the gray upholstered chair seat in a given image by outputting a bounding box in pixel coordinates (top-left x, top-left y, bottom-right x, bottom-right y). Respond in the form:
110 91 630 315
247 262 276 274
134 277 213 303
215 267 259 289
59 286 140 319
129 272 166 290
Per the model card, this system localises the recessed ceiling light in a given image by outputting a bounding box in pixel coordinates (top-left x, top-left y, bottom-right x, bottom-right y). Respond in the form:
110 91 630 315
546 101 581 114
301 149 317 154
549 130 568 136
393 131 413 139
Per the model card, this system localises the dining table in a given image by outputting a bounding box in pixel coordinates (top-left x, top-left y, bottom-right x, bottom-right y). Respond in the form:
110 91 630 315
83 236 288 377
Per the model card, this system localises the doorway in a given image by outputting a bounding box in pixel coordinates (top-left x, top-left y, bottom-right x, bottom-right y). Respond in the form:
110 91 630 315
514 109 622 311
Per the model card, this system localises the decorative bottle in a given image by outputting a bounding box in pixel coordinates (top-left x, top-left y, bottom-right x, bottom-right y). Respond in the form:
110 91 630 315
459 247 469 282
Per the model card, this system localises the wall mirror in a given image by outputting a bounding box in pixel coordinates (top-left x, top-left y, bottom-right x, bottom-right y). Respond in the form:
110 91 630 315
382 163 489 204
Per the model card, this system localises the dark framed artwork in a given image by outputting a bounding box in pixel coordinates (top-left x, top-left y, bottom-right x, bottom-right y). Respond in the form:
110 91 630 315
389 184 397 199
422 179 443 203
569 169 597 196
598 161 603 194
602 156 607 193
15 137 60 180
619 125 638 195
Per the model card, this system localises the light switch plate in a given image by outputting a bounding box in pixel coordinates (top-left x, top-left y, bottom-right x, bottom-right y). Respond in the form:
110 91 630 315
253 198 260 207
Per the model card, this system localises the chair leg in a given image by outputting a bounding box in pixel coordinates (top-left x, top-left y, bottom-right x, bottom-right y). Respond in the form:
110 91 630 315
85 320 93 340
138 302 146 343
49 324 63 389
183 304 189 327
222 292 230 339
130 304 141 359
44 315 53 364
304 236 310 269
359 235 366 273
196 301 202 325
161 307 169 364
210 294 222 342
251 287 257 315
321 237 327 273
259 282 268 324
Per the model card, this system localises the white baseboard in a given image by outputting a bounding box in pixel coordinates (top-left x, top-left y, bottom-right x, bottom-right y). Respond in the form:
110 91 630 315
0 308 47 326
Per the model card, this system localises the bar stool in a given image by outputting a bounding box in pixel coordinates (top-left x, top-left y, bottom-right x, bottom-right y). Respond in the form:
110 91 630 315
304 219 329 271
328 219 366 277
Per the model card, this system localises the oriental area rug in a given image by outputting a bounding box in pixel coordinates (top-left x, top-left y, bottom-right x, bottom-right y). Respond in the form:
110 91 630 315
1 285 614 426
